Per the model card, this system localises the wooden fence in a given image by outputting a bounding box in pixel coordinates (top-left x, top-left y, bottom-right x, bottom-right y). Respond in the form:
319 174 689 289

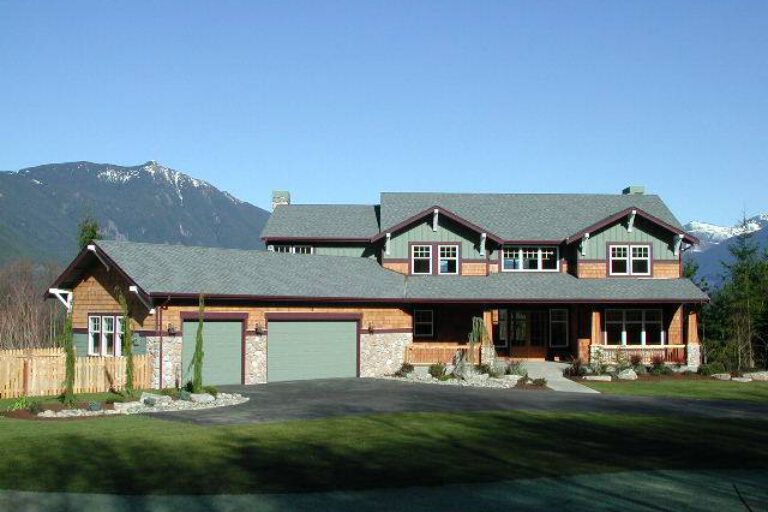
0 348 151 398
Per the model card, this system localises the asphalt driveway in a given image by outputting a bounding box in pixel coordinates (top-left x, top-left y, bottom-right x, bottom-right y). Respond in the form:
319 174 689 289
156 378 768 425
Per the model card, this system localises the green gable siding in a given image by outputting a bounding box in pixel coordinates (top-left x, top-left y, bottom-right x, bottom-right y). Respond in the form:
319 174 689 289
579 217 676 260
314 245 376 258
388 217 484 260
74 333 89 357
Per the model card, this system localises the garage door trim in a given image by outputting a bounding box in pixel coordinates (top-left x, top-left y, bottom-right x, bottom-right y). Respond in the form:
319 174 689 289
179 312 247 385
265 312 362 379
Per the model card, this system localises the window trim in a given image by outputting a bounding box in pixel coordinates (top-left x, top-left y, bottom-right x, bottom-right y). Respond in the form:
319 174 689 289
608 243 652 277
437 244 459 275
604 309 665 346
413 309 434 338
549 309 569 348
410 244 433 275
88 314 124 357
501 246 560 273
270 244 314 255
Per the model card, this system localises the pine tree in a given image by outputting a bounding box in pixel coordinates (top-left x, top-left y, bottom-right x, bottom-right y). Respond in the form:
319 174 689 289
117 290 135 397
78 213 101 250
191 294 205 392
61 304 76 406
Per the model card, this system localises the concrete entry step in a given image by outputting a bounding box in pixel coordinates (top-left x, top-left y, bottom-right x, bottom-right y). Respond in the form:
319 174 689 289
523 361 600 394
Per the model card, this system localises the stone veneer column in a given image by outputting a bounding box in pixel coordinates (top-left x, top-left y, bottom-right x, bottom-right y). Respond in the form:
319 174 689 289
360 332 413 377
145 336 183 389
245 334 268 384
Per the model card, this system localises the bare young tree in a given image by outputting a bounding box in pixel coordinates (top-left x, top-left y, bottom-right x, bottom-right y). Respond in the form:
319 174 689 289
0 260 65 349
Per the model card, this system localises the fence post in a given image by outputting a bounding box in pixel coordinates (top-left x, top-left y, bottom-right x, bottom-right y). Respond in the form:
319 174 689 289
22 359 29 397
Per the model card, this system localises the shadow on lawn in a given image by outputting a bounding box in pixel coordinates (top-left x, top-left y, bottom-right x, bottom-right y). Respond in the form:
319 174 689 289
2 413 768 497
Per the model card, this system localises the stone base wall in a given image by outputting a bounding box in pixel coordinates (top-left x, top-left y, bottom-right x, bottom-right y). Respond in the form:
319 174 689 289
686 344 701 370
245 334 267 384
360 332 412 377
145 336 183 389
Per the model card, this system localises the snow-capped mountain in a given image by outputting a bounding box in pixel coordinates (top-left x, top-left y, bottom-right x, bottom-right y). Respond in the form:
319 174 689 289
0 161 269 265
684 214 768 252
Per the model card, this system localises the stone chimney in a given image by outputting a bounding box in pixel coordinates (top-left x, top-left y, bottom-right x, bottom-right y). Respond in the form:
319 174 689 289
272 190 291 210
622 185 645 195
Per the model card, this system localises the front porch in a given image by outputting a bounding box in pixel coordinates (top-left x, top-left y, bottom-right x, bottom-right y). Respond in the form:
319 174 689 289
404 303 701 368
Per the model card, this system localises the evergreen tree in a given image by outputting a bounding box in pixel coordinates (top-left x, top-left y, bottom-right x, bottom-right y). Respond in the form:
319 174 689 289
61 304 76 406
78 213 102 250
191 294 205 392
117 290 135 397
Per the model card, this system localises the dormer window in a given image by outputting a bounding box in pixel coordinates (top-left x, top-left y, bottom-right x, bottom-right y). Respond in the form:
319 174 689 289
438 245 459 275
502 246 559 272
609 245 650 276
411 245 432 274
271 245 313 255
410 243 460 275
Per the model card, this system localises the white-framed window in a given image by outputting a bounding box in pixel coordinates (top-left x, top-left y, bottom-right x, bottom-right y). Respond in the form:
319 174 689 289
609 245 650 276
414 309 434 338
502 246 560 272
88 314 124 356
438 245 459 275
604 309 664 346
271 245 314 255
549 309 569 347
411 245 432 275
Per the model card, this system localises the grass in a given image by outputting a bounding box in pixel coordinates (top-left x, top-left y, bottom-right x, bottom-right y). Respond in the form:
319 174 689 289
0 390 147 410
581 377 768 402
0 410 767 494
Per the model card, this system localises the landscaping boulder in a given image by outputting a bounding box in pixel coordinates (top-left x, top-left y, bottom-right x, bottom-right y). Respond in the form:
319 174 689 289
732 377 752 383
140 392 172 406
113 401 142 413
583 375 612 382
617 368 638 381
503 374 522 384
745 371 768 382
189 393 215 404
711 373 731 381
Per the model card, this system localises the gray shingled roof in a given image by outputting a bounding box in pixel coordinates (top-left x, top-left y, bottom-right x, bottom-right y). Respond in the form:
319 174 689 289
380 192 684 241
405 273 708 302
95 240 404 299
261 204 379 239
93 240 706 302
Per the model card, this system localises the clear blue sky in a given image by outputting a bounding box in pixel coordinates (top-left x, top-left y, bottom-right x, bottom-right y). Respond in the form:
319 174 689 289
1 1 766 225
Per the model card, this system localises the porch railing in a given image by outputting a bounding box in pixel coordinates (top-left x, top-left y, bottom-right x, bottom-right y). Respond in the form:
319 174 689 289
597 345 687 365
404 344 482 365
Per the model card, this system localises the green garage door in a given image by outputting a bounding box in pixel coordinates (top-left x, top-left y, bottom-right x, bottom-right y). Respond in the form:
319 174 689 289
268 321 358 382
182 321 242 386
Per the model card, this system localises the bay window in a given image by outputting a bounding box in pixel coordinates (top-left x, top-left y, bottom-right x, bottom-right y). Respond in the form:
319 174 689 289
88 314 124 356
502 246 560 272
411 245 432 274
604 309 664 346
609 245 650 276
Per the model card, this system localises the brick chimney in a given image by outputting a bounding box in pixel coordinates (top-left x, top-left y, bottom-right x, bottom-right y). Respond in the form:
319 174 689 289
622 185 645 195
272 190 291 210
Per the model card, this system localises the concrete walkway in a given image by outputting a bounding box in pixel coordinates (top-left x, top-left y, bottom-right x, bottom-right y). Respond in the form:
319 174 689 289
4 469 766 512
524 361 600 393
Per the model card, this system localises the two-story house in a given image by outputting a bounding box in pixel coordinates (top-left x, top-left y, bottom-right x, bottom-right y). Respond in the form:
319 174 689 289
48 187 707 388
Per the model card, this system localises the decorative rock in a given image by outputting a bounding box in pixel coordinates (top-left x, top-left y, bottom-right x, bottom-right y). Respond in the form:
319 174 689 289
189 393 215 404
469 374 489 384
583 375 612 382
711 373 731 381
732 377 752 383
745 371 768 382
617 368 638 381
140 392 172 406
503 374 522 383
113 401 143 413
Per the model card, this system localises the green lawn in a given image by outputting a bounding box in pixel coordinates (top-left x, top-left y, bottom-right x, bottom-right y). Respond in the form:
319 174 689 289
0 390 145 410
581 378 768 402
0 411 767 494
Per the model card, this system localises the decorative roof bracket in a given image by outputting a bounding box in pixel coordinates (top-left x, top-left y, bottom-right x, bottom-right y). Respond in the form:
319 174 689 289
432 209 439 232
87 244 110 272
129 285 155 315
385 232 391 256
580 232 590 257
48 288 73 311
627 209 637 232
480 232 487 257
673 234 684 256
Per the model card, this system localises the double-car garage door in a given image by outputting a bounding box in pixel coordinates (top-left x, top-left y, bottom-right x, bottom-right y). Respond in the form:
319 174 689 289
181 319 358 385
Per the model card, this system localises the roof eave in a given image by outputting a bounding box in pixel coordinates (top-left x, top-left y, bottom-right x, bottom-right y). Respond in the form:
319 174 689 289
372 205 504 243
566 207 698 245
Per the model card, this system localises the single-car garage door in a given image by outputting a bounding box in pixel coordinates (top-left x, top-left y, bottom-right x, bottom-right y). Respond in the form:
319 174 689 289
182 321 242 386
268 321 358 382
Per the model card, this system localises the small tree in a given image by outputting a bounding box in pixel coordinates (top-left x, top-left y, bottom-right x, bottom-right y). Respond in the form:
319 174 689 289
61 303 76 406
467 316 491 365
117 289 134 396
190 294 205 392
78 213 101 250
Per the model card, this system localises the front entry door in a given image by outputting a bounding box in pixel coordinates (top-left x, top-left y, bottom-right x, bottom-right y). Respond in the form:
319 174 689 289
505 310 548 359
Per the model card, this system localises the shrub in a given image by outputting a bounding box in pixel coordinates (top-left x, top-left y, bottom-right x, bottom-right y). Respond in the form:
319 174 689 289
590 347 609 375
428 362 447 379
27 401 44 415
650 354 665 367
615 349 630 370
506 361 527 378
438 374 455 382
476 363 492 375
179 390 192 401
699 362 726 376
649 364 674 376
394 363 414 377
203 385 218 397
630 354 643 366
160 388 180 399
633 364 648 375
87 401 103 412
7 396 30 411
530 378 547 387
563 359 586 377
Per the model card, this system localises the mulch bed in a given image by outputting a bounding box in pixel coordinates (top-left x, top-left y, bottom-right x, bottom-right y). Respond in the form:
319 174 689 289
2 402 115 421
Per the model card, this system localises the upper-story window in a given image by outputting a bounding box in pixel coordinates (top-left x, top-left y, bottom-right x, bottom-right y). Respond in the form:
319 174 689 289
609 244 650 276
438 245 458 275
411 245 432 274
502 246 559 272
272 245 313 255
411 244 460 275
